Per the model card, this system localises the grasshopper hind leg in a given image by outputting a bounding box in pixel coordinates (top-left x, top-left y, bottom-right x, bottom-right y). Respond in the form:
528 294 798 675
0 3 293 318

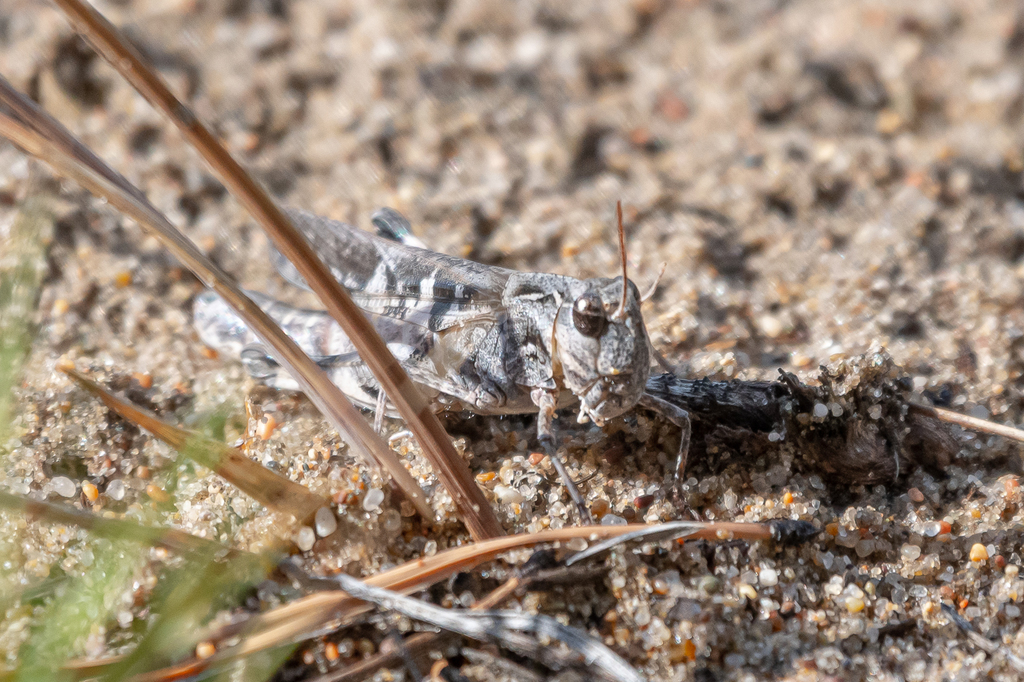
238 344 389 413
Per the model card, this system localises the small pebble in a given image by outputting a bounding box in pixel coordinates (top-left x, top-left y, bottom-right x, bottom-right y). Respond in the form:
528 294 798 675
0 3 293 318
698 576 722 595
382 509 402 533
81 481 99 502
1004 478 1020 497
51 476 76 498
315 507 338 537
106 479 125 501
256 414 277 440
195 642 216 659
634 494 654 510
900 544 922 561
908 488 925 503
876 109 903 134
657 91 690 121
528 452 545 466
969 544 989 562
132 372 153 389
758 314 783 338
324 642 339 662
845 597 866 613
494 484 525 504
738 583 758 600
296 526 316 552
363 488 384 511
759 568 779 587
114 270 133 288
146 484 170 503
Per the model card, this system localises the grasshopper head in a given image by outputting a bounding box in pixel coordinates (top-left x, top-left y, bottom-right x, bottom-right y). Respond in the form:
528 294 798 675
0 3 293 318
554 276 650 425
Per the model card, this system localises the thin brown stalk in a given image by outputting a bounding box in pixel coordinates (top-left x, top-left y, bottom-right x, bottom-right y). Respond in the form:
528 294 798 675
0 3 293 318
0 77 433 523
50 0 501 541
911 403 1024 444
0 490 236 558
136 520 781 679
51 578 520 682
44 520 782 682
62 367 328 525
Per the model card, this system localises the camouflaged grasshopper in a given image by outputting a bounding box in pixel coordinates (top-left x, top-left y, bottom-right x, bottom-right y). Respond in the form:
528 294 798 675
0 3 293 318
194 203 691 520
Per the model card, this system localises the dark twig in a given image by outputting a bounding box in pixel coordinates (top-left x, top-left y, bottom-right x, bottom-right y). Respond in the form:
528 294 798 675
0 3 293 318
644 358 962 485
132 520 783 679
565 518 817 566
941 603 1024 672
323 568 641 682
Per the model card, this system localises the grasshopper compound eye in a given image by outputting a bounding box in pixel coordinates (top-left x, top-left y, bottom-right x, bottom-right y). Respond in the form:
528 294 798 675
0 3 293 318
572 293 607 338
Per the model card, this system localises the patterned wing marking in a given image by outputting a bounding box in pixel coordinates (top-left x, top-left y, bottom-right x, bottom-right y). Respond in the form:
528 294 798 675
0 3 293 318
270 208 512 332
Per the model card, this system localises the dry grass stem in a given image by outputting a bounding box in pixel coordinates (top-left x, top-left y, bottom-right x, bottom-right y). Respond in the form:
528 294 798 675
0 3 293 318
0 490 236 558
135 520 785 678
62 367 328 525
913 403 1024 445
0 77 434 523
50 0 501 541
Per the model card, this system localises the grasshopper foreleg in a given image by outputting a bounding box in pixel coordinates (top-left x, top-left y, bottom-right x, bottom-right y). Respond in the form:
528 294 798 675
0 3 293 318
639 392 692 504
532 389 594 525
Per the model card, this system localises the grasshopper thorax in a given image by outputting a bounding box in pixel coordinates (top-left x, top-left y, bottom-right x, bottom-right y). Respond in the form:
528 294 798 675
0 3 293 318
554 276 650 425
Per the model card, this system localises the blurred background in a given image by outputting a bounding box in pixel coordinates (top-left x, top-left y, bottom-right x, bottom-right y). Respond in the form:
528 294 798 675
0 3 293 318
6 0 1024 402
5 0 1024 387
3 0 1024 679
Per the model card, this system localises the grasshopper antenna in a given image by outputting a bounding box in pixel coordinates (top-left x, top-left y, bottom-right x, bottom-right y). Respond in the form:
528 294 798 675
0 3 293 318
640 262 667 304
612 200 629 322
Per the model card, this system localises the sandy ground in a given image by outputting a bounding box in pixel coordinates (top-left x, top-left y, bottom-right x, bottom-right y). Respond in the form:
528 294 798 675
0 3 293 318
3 0 1024 680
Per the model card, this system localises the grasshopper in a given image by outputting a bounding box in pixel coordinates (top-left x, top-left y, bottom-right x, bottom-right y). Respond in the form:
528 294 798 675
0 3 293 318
194 203 692 521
